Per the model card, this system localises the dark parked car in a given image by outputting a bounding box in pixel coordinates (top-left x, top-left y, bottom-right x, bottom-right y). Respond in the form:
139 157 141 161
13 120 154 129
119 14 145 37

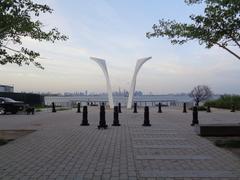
0 97 26 114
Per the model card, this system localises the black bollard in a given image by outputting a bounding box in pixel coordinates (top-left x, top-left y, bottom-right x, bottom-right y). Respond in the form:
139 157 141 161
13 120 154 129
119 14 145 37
81 106 89 126
206 106 211 113
98 105 108 129
133 102 138 113
143 106 151 126
77 102 81 113
52 102 56 113
231 105 235 112
112 106 121 126
191 106 199 126
158 103 162 113
118 103 122 113
183 103 187 113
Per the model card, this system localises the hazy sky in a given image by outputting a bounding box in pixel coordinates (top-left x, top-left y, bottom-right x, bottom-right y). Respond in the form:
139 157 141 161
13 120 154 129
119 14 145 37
1 0 240 94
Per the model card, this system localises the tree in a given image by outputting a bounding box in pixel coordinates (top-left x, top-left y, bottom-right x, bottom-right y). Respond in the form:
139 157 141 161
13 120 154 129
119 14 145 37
0 0 68 69
189 85 213 106
146 0 240 60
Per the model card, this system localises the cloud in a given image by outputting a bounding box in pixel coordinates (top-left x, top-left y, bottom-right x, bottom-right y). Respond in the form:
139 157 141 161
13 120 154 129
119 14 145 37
1 0 240 94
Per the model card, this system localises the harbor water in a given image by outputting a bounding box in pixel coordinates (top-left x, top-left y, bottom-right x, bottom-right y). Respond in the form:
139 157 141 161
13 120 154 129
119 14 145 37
44 95 196 107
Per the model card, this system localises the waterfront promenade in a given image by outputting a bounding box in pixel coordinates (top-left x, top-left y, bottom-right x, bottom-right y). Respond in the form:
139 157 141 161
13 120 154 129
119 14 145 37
0 107 240 179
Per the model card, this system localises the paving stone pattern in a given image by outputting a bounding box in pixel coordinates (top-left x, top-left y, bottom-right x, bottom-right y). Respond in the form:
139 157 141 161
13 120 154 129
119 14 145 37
0 107 240 179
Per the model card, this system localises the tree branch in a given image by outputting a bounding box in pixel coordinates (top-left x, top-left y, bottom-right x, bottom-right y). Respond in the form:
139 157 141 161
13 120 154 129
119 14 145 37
231 38 240 48
214 22 240 49
2 45 21 53
0 27 8 34
216 43 240 60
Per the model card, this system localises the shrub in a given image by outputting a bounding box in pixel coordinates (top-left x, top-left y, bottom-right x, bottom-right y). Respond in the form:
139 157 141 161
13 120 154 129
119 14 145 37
215 140 240 148
189 106 207 111
205 95 240 110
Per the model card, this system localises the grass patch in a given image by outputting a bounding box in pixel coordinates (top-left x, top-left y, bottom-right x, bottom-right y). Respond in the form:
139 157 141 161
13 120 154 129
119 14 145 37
0 130 35 146
215 140 240 148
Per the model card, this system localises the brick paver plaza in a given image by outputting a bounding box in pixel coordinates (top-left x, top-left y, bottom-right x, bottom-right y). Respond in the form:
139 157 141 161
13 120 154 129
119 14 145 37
0 107 240 179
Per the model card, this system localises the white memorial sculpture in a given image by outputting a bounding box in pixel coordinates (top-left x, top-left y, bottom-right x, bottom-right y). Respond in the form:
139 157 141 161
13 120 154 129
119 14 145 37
127 57 152 109
90 57 114 109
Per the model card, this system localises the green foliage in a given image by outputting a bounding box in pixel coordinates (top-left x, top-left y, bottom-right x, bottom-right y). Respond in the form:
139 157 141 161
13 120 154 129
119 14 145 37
205 95 240 110
189 105 207 111
34 104 46 109
147 0 240 60
0 0 68 69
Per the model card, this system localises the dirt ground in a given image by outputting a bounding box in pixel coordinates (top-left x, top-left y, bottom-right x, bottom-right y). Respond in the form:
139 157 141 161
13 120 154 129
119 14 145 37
206 136 240 158
0 130 35 140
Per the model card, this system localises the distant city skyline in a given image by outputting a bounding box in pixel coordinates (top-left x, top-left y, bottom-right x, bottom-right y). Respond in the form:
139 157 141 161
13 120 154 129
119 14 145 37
0 0 240 94
9 87 229 97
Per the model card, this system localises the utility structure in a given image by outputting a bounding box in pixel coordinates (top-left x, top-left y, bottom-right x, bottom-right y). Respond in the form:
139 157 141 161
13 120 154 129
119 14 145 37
118 103 122 113
98 105 108 129
81 106 89 126
77 102 81 113
133 102 138 113
191 106 199 126
52 102 56 113
183 103 187 113
158 103 162 113
127 57 152 109
112 106 120 126
143 106 151 126
90 57 114 109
